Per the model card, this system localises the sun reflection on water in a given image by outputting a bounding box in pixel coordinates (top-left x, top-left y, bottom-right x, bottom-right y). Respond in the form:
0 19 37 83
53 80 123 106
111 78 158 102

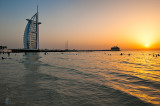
94 51 160 104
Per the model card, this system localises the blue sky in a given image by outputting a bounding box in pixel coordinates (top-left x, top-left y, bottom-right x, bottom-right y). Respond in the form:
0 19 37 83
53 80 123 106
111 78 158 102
0 0 71 49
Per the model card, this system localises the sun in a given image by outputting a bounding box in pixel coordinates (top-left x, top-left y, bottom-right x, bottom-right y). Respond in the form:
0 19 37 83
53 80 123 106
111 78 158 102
145 44 150 48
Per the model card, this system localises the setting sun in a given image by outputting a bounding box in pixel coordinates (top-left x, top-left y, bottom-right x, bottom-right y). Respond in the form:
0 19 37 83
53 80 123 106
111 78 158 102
145 44 150 48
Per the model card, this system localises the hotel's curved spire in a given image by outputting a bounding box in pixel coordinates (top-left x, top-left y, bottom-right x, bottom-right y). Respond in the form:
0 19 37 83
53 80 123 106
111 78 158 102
23 6 41 49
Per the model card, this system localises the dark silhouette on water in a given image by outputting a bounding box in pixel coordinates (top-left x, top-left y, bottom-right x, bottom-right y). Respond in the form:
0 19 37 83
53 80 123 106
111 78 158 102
1 57 11 60
44 52 48 55
7 52 10 56
1 57 5 60
152 53 160 57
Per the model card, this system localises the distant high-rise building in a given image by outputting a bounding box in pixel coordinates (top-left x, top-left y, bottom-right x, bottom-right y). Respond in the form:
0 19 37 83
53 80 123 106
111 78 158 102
23 6 41 49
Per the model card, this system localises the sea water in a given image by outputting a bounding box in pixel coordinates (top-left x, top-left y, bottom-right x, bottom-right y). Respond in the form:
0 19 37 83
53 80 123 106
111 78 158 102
0 51 160 106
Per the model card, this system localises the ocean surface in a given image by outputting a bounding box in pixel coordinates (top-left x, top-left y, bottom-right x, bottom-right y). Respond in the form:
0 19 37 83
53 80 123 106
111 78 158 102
0 51 160 106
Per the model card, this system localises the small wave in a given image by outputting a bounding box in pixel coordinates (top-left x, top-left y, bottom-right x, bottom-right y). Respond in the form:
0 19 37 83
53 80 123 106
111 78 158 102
147 69 160 71
41 63 53 67
68 68 95 77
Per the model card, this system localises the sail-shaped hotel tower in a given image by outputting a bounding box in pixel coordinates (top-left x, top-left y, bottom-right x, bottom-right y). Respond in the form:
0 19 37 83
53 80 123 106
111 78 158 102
24 6 41 49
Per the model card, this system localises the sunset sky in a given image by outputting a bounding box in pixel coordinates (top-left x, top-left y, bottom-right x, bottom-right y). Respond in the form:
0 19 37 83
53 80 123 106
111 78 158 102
0 0 160 50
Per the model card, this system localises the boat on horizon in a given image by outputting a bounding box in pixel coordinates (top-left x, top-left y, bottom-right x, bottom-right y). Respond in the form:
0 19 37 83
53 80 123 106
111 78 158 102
111 46 120 51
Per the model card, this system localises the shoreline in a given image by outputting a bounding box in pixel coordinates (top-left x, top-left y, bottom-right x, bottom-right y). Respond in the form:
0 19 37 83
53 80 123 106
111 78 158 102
10 49 120 53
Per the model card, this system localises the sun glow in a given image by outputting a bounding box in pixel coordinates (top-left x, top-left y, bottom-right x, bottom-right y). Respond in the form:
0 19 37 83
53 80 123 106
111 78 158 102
145 44 150 48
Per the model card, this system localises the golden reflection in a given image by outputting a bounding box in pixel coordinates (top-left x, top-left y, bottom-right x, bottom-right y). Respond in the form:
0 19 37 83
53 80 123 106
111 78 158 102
99 72 160 104
97 52 160 105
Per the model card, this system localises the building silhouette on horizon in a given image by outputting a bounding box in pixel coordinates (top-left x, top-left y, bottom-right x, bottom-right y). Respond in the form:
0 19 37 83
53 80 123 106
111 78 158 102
23 6 41 49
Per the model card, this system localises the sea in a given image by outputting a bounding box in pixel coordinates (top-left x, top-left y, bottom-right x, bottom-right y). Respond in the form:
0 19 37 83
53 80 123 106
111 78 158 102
0 51 160 106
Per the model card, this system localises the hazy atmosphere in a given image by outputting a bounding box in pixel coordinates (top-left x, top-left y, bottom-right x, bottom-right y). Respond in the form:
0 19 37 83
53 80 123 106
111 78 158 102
0 0 160 50
0 1 160 105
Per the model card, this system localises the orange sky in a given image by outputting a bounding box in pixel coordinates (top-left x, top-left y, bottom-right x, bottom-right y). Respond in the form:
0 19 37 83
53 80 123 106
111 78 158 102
0 0 160 50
